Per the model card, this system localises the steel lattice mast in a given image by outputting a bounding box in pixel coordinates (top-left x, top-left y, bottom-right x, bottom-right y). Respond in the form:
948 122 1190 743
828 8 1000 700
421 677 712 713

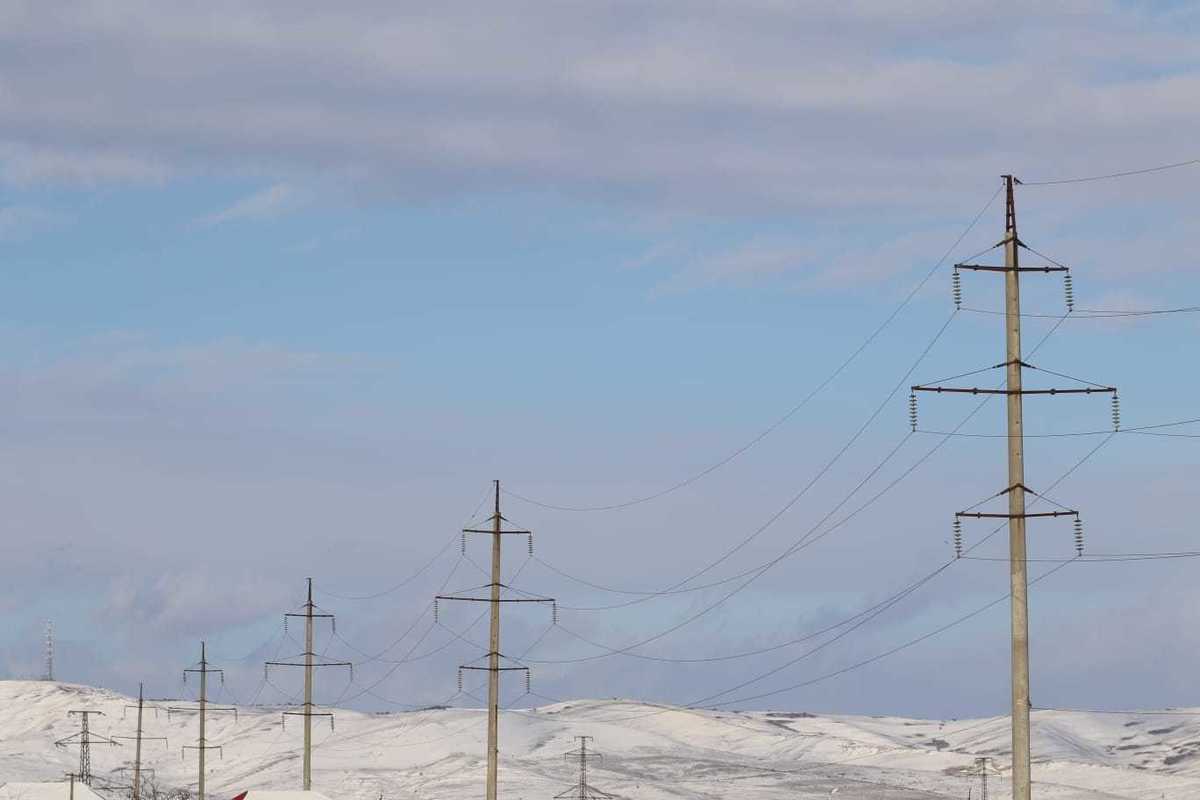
55 710 120 786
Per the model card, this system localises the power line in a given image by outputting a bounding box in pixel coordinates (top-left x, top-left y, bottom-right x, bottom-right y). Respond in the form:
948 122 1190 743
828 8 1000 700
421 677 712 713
916 416 1200 439
706 559 1075 710
962 305 1200 319
531 310 959 617
503 186 1003 513
1033 705 1200 716
1021 158 1200 186
545 301 1094 727
529 290 1073 619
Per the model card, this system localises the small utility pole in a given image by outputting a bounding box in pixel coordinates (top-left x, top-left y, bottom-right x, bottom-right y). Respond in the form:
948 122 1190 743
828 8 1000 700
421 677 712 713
170 642 237 800
265 578 351 790
55 710 120 786
436 480 556 800
115 683 168 800
913 175 1118 800
554 736 614 800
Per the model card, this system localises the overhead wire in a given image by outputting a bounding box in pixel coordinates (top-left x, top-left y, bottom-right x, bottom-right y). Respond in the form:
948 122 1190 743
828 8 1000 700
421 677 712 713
501 185 1003 512
962 305 1200 319
514 313 1075 667
535 310 958 615
531 317 1099 718
316 482 493 601
916 416 1200 439
706 559 1075 709
1020 158 1200 186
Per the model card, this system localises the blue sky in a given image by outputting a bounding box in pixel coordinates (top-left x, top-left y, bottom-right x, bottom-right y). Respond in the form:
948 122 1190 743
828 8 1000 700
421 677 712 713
1 1 1199 721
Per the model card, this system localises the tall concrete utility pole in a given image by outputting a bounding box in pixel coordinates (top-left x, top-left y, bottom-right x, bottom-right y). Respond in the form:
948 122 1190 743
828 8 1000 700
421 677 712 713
115 683 168 800
266 578 351 791
171 642 237 800
1001 176 1032 800
437 480 556 800
912 175 1118 800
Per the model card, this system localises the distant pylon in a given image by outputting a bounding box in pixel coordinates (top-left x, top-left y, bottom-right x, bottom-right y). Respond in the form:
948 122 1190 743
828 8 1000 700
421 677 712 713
554 736 614 800
55 710 120 785
975 757 991 800
44 620 54 681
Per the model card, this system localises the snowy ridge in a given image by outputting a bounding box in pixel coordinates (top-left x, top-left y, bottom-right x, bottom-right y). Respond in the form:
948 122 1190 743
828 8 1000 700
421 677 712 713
3 682 1200 799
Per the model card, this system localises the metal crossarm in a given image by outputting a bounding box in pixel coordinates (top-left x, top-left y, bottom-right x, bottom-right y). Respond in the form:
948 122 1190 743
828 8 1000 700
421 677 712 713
463 528 533 535
912 386 1115 395
955 263 1069 273
957 510 1076 520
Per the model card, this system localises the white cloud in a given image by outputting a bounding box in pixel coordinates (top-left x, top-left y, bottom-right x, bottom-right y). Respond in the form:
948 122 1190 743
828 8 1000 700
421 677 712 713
197 182 308 227
0 1 1195 215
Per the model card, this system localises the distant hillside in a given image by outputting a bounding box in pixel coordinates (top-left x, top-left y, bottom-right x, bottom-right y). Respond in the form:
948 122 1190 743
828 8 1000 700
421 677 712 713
3 681 1199 799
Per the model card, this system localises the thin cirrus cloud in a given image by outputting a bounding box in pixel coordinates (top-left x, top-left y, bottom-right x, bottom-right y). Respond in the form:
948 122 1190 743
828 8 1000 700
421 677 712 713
195 183 310 227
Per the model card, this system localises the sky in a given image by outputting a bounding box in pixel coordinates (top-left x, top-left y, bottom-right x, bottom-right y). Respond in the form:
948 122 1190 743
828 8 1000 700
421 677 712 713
1 0 1199 723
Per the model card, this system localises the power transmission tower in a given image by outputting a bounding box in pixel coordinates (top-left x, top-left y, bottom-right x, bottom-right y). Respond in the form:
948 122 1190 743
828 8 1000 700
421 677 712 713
55 710 120 786
436 480 556 800
975 757 991 800
44 620 54 681
264 577 352 790
169 642 238 800
114 683 168 800
554 736 614 800
912 175 1118 800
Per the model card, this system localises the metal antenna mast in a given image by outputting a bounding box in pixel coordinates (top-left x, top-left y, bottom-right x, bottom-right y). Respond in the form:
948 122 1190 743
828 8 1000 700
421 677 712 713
554 736 614 800
170 642 237 800
114 683 168 800
265 577 352 790
436 480 556 800
55 710 120 786
913 175 1118 800
44 620 54 681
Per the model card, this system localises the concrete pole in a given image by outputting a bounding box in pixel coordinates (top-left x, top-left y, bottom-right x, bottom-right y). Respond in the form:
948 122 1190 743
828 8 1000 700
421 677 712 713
133 683 145 800
578 738 587 800
199 642 207 800
304 577 314 791
486 480 503 800
1003 175 1032 800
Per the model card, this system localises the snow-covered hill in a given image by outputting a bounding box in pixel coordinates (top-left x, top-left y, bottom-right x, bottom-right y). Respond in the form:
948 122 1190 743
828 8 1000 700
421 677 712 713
4 681 1200 799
